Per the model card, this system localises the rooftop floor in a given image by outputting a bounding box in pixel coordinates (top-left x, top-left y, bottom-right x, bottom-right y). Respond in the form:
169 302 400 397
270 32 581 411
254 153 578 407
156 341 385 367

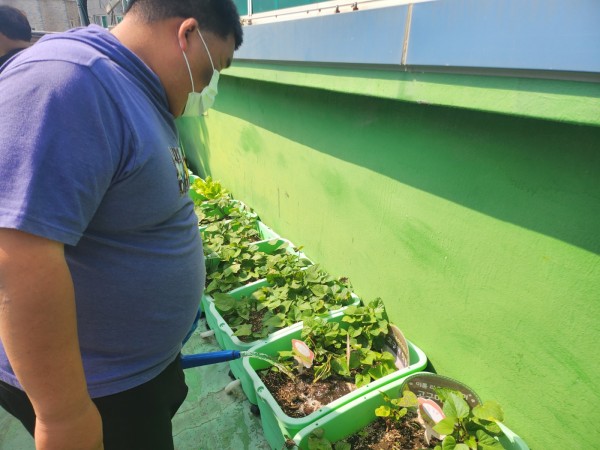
0 316 271 450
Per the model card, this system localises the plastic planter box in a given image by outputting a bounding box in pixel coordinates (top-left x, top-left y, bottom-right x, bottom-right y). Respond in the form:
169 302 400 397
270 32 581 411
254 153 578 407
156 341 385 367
256 220 280 241
292 373 530 450
243 317 427 449
208 284 362 405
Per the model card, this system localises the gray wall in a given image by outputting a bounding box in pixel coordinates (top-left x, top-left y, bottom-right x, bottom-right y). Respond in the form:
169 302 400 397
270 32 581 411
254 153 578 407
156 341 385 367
0 0 79 32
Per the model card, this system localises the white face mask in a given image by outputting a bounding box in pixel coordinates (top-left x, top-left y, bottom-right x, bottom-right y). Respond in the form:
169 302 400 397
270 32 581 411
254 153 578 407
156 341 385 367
181 29 219 117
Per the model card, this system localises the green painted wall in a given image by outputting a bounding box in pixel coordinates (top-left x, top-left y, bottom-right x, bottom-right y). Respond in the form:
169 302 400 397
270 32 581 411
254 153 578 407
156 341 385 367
178 70 600 449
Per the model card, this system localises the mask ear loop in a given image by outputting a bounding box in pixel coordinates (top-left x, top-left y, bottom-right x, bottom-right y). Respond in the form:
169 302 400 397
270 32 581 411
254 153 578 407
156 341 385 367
197 29 216 72
181 50 195 93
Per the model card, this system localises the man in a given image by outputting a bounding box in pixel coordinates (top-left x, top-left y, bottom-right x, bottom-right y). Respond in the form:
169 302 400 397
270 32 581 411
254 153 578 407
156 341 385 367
0 5 32 67
0 1 242 449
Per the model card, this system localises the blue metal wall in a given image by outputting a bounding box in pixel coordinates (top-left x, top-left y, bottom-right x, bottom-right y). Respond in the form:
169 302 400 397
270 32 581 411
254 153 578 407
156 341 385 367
235 0 600 76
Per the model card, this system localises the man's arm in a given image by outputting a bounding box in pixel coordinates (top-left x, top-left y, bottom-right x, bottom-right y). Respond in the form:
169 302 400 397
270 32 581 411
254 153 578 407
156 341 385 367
0 228 103 450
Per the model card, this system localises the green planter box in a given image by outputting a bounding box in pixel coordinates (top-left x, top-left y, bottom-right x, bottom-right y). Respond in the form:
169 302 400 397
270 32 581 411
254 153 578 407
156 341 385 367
292 373 529 450
256 220 280 241
243 318 428 449
207 283 362 405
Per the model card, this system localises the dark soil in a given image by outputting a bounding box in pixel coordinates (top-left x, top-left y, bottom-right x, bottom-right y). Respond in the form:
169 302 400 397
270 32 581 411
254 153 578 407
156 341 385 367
340 413 437 450
259 369 355 417
236 308 268 342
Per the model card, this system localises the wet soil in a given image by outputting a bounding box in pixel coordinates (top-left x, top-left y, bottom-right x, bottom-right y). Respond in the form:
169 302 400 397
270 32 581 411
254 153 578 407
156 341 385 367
259 369 355 417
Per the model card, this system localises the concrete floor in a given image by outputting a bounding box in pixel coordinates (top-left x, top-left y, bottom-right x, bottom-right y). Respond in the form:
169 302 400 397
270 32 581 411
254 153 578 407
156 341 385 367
0 317 271 450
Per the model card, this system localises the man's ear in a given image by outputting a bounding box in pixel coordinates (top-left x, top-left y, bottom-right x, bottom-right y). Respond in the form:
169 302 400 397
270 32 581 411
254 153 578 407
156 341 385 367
176 18 198 52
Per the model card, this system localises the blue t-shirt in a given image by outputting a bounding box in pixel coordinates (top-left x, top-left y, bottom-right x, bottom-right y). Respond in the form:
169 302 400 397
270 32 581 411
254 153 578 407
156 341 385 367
0 25 205 397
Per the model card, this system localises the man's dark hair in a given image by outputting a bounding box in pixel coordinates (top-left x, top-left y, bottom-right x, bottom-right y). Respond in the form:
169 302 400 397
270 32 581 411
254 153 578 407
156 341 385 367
0 5 32 42
126 0 243 50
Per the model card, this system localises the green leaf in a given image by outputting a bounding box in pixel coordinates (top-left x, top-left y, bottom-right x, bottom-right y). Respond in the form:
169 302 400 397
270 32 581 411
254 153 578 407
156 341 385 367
233 324 252 337
464 435 477 450
482 420 502 435
310 284 329 298
389 406 407 420
434 417 458 435
227 263 241 275
343 305 358 316
307 430 332 450
375 405 391 417
349 327 363 338
313 362 331 383
367 362 389 380
355 372 371 388
475 429 504 449
443 391 470 419
347 350 362 369
307 265 324 281
333 443 351 450
361 351 376 366
213 294 236 312
473 401 504 423
454 445 470 450
442 436 457 450
331 355 350 377
311 428 324 439
397 390 418 408
263 314 286 328
442 438 470 450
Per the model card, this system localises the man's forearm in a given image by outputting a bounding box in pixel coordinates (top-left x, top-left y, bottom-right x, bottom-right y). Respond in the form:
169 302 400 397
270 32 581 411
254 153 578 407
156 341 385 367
0 228 91 421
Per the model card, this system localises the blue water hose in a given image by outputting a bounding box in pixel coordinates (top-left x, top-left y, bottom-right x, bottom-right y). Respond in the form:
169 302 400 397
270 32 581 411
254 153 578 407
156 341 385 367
182 309 203 347
180 350 241 369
